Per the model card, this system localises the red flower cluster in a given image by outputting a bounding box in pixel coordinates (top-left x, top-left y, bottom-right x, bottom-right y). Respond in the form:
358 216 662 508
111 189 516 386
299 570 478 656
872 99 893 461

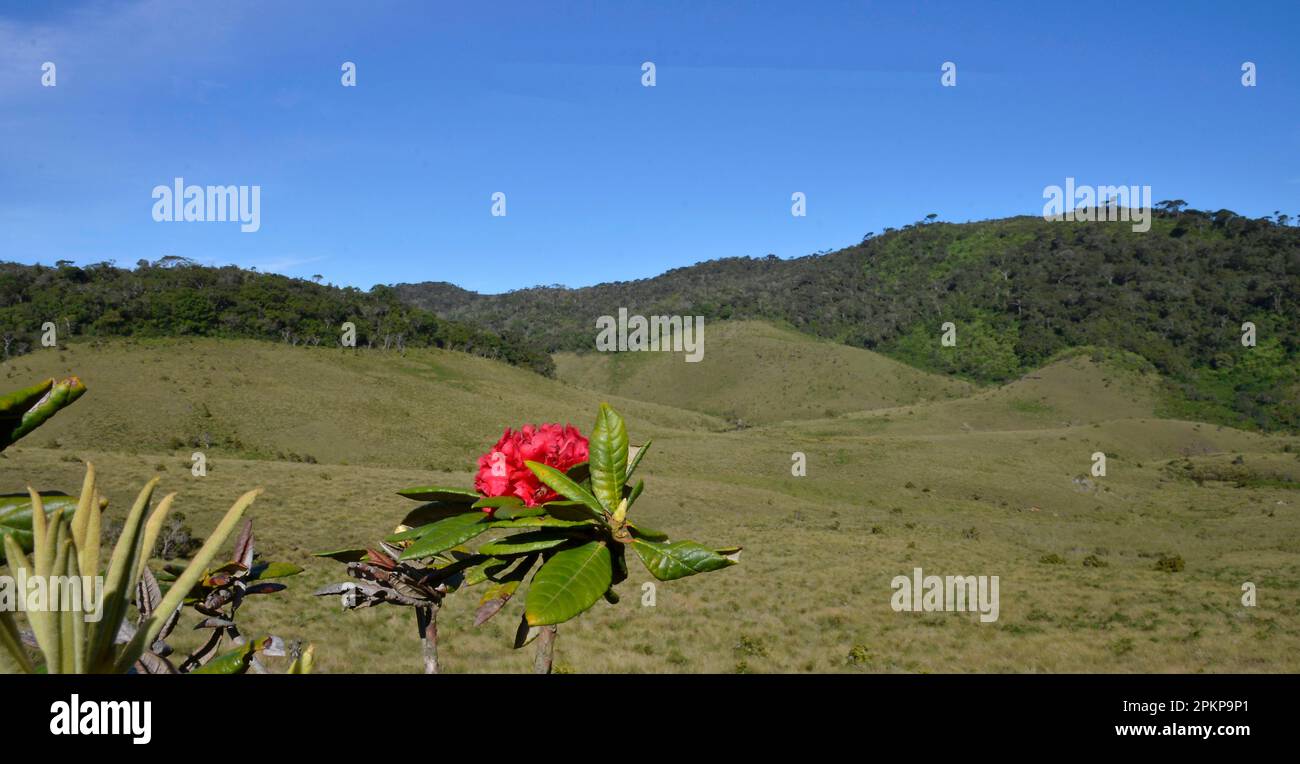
474 424 589 507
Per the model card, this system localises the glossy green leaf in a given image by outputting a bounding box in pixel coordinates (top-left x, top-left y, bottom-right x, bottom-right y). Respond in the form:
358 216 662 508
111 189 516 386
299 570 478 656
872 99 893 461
628 523 669 542
472 495 523 510
386 525 429 542
311 547 368 562
524 461 605 520
524 540 612 626
0 379 52 417
488 516 594 530
626 439 651 479
248 561 303 580
492 505 546 521
565 461 590 483
588 404 628 512
396 486 480 503
399 513 490 561
632 539 737 581
540 500 596 522
190 637 271 674
397 501 481 530
611 542 628 585
479 530 573 556
464 556 510 586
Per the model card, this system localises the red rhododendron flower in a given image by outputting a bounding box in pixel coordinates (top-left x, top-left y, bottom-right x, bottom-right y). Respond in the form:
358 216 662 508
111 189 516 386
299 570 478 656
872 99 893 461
474 424 589 508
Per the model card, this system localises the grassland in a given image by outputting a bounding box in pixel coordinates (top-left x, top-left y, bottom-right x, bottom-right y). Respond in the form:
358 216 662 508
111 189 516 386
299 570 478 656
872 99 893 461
555 321 974 425
3 326 1298 673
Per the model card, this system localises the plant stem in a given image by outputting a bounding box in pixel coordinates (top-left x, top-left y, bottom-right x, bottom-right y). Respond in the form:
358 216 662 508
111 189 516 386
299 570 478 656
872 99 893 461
416 605 439 674
534 624 557 674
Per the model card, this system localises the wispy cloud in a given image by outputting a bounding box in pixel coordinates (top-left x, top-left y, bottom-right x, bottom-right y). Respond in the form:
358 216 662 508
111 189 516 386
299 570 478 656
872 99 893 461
211 254 330 276
0 0 251 101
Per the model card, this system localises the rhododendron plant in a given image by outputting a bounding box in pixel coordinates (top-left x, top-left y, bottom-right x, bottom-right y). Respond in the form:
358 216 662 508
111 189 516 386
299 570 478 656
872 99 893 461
316 403 739 673
474 424 588 507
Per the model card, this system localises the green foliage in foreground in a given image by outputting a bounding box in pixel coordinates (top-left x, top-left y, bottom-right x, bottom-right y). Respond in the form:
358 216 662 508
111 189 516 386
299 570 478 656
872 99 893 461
393 403 739 629
316 403 739 672
0 464 266 674
0 376 86 451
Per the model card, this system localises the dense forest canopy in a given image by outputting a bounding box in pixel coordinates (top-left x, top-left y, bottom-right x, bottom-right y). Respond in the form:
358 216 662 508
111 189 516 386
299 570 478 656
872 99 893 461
396 208 1299 431
0 259 555 376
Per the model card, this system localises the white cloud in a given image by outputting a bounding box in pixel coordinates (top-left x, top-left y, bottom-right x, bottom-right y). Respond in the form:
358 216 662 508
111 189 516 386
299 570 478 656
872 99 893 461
0 0 252 100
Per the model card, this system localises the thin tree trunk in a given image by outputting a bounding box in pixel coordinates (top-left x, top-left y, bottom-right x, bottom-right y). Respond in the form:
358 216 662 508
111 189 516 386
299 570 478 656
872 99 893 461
417 605 440 674
534 625 557 674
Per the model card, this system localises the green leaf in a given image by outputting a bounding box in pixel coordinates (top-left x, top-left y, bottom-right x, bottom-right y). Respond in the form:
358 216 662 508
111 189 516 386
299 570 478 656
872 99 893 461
626 439 651 479
474 555 537 626
386 525 430 542
0 379 53 417
524 541 612 626
399 513 490 561
524 461 605 520
248 561 304 580
632 539 737 581
287 645 314 674
588 404 628 512
397 501 480 529
0 493 77 564
1 377 86 450
464 556 510 586
475 578 522 626
565 461 591 484
115 488 262 673
488 516 594 530
513 614 541 649
628 523 668 542
0 608 34 673
492 505 546 521
479 530 574 556
396 486 480 503
540 500 596 522
609 543 629 592
190 637 271 674
472 495 523 510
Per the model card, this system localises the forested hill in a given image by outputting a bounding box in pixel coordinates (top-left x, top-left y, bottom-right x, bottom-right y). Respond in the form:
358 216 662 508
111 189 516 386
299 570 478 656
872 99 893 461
0 260 556 376
395 209 1300 430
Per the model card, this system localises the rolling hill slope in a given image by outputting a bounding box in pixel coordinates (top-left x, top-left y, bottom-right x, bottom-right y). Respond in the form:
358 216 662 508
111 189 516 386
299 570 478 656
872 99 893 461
0 338 721 470
554 320 973 425
397 211 1300 430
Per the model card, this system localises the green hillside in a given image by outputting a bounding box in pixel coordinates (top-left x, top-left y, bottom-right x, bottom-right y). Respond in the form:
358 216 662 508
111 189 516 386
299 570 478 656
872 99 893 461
1 337 719 469
3 337 1297 674
397 210 1300 430
555 320 973 425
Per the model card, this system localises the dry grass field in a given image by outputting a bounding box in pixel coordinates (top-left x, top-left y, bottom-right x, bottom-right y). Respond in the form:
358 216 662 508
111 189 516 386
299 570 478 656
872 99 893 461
3 327 1298 673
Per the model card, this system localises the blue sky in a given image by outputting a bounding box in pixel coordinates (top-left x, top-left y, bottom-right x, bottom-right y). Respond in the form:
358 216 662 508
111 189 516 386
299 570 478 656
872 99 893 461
2 0 1297 293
